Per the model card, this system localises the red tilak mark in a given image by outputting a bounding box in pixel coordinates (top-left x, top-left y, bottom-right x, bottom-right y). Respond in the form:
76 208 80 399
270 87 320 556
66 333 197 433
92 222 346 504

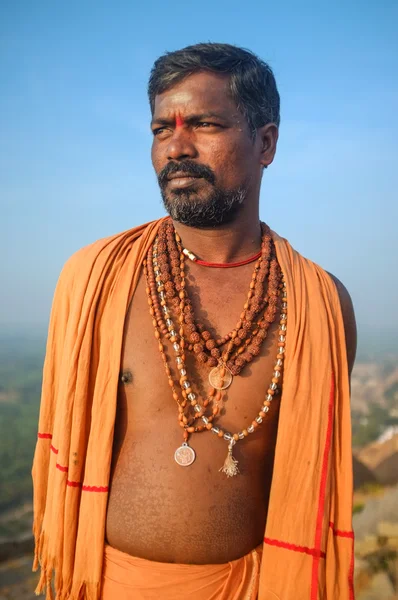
38 433 53 439
175 114 184 128
329 522 354 539
310 373 335 600
195 251 262 269
82 485 109 493
67 480 82 488
264 537 326 559
50 445 58 455
56 463 68 473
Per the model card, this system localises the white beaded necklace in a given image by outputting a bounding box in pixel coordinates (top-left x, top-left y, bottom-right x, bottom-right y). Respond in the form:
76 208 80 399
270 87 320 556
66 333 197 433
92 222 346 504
150 240 288 477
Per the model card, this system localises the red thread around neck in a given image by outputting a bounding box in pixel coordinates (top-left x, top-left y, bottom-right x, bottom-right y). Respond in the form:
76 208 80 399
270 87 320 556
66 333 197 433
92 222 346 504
192 250 262 268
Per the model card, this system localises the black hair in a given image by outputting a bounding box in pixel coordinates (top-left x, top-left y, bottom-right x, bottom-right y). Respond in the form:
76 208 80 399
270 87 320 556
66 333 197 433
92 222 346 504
148 42 280 136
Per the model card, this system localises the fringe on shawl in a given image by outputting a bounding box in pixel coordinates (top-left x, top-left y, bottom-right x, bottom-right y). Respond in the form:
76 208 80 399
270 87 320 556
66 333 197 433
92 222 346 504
33 529 54 600
33 529 101 600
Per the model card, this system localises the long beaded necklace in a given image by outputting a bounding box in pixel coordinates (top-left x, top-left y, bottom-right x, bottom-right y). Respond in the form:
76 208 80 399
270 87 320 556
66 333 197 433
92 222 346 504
144 220 287 477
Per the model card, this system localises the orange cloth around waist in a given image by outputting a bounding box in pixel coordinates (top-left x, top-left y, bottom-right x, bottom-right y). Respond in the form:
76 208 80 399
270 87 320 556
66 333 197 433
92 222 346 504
101 543 262 600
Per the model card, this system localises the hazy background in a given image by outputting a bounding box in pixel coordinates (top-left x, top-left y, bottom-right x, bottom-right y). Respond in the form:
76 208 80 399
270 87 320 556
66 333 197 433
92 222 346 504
1 0 397 337
1 2 398 598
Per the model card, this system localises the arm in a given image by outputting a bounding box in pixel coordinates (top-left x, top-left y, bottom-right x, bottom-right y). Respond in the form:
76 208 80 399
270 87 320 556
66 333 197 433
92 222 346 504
327 273 357 377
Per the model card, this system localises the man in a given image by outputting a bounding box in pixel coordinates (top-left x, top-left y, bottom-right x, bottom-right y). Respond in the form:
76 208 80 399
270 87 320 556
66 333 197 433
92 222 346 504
32 43 356 599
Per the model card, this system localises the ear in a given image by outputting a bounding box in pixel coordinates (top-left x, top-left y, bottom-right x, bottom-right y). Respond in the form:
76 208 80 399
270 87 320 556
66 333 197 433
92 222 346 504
258 123 279 169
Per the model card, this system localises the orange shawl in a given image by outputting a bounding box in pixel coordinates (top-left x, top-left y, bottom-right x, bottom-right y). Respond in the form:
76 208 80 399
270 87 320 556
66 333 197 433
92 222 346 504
32 218 354 599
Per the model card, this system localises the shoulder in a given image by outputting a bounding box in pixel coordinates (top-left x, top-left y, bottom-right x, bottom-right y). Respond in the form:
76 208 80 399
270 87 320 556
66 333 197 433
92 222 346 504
58 219 160 286
272 233 357 375
326 272 357 376
56 235 112 289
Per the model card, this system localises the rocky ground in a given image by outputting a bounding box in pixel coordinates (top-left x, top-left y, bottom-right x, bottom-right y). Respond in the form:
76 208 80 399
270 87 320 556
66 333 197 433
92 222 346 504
354 485 398 599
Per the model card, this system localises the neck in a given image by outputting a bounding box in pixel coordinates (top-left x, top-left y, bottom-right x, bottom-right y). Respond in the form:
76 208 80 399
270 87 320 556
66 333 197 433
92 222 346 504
172 212 263 265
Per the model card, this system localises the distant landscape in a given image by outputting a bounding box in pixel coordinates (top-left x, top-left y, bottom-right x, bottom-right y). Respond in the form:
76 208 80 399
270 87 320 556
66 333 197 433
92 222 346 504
0 332 45 517
0 328 397 599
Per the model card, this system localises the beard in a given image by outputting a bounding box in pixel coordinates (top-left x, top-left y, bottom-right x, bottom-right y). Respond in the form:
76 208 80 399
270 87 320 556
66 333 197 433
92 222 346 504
161 186 246 228
157 161 247 228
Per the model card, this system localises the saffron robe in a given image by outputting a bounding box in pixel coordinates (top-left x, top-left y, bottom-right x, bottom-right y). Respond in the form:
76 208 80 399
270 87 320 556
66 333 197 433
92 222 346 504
101 543 262 599
32 218 355 599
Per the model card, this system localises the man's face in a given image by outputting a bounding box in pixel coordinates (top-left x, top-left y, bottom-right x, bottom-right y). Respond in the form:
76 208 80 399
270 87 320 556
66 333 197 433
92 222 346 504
151 71 264 227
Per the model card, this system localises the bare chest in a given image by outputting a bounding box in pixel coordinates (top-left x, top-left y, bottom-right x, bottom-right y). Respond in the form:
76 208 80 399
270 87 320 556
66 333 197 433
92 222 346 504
106 268 283 563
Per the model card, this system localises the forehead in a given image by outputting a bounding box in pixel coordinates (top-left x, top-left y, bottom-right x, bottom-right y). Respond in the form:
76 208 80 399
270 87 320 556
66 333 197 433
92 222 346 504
153 71 240 119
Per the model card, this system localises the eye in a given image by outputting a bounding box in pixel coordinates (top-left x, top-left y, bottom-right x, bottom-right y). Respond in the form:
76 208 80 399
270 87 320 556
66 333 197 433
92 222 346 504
152 127 170 137
197 122 218 129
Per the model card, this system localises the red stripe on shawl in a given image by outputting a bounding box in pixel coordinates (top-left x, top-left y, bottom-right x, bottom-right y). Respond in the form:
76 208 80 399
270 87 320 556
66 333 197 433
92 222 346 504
82 485 109 492
66 480 108 492
329 522 354 539
264 537 326 559
51 447 108 490
38 432 53 439
310 373 335 600
56 463 69 472
330 523 355 598
67 480 82 488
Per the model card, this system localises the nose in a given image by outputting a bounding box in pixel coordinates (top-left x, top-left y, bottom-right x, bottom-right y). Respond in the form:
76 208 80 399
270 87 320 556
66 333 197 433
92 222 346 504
166 128 197 161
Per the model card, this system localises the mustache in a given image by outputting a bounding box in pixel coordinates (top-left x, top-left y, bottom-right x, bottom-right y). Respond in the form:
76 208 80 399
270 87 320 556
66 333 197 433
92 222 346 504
157 161 216 188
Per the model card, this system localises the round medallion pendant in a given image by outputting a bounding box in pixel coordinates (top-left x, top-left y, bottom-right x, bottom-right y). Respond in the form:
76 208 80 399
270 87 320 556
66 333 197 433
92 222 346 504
208 364 233 390
174 443 196 467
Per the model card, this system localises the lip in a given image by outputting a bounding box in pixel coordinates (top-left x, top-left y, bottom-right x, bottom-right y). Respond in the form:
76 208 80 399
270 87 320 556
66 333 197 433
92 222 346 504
167 174 202 189
167 172 200 180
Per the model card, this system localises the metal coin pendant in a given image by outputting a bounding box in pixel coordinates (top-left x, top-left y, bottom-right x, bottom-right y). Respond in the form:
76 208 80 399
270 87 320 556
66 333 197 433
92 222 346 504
208 364 233 390
174 443 196 467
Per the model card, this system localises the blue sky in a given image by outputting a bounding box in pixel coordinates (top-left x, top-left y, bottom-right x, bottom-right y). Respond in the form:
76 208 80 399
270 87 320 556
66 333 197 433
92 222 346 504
1 0 397 339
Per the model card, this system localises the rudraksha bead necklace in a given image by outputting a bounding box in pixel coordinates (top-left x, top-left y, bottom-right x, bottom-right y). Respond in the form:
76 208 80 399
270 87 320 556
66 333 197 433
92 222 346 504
153 220 281 375
144 221 287 476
